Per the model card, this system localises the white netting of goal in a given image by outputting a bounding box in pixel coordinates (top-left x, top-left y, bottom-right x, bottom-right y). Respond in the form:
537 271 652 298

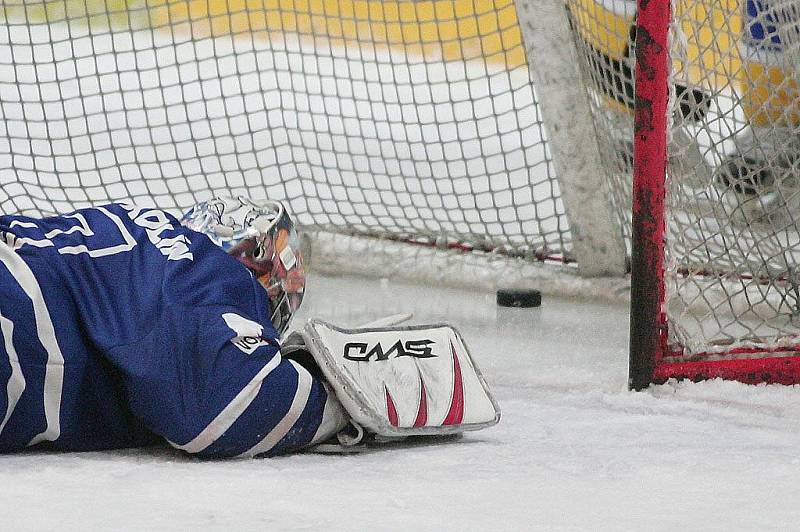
0 0 588 293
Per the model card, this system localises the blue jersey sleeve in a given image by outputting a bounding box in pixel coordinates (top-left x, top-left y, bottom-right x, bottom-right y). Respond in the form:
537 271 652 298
108 300 332 458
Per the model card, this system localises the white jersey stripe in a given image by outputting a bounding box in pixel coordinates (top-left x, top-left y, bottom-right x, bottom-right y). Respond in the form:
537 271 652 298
168 353 283 454
241 360 312 458
0 240 65 445
0 313 26 436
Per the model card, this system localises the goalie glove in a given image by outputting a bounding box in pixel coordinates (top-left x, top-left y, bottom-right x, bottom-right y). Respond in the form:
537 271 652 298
283 320 500 444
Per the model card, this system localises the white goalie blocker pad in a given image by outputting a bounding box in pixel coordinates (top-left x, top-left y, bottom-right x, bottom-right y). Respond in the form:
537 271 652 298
296 320 500 438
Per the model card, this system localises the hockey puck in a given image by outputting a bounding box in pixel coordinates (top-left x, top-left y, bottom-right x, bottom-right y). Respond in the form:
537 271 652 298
496 288 541 308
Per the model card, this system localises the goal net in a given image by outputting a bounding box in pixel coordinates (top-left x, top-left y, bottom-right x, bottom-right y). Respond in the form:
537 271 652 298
4 0 800 386
2 0 628 294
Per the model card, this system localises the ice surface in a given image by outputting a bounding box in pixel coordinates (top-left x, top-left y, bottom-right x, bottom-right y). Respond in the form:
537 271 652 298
2 273 800 531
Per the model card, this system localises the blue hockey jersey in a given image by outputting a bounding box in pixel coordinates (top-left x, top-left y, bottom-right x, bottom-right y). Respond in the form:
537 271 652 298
0 203 333 457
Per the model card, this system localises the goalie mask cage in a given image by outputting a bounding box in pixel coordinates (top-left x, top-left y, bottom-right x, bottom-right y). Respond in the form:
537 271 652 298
3 0 800 387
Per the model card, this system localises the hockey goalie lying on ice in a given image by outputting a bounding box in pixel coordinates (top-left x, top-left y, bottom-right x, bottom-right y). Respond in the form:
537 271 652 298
0 197 499 457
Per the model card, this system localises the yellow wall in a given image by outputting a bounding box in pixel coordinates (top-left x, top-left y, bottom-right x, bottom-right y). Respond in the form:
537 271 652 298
2 0 526 66
1 0 147 27
571 0 635 59
147 0 525 68
675 0 741 89
572 0 742 89
0 0 760 93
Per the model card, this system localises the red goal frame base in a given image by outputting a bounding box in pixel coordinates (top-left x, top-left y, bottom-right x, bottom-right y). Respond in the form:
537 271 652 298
652 356 800 386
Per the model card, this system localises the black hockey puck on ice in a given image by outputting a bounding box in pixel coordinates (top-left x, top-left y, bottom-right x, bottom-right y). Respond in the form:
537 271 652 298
496 288 541 308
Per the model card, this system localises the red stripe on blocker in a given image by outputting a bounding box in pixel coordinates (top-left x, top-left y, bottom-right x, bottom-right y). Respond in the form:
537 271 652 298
413 375 429 428
443 341 464 425
385 385 399 427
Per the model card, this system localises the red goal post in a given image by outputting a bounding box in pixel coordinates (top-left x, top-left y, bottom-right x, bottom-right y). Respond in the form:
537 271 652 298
629 0 670 390
629 0 800 388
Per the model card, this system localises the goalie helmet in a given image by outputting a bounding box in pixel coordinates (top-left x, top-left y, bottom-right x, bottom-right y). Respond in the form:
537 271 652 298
181 196 305 335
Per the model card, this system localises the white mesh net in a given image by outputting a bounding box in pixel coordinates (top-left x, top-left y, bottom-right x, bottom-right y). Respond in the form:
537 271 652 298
0 0 582 291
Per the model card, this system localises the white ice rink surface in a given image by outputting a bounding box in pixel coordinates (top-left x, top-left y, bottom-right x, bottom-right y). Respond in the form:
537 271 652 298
2 273 800 530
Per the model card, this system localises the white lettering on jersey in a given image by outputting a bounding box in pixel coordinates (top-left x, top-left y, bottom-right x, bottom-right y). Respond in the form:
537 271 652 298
222 313 270 354
2 232 16 249
8 208 137 258
122 205 193 262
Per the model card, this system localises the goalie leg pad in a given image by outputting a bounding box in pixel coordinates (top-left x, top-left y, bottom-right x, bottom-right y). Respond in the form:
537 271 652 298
290 320 500 438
